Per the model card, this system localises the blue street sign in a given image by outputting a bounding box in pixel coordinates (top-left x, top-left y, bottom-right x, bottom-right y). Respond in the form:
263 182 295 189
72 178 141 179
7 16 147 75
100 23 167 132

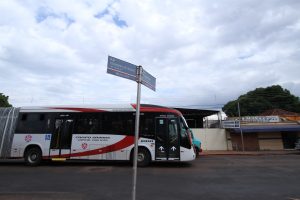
142 69 156 91
107 56 137 81
107 56 156 91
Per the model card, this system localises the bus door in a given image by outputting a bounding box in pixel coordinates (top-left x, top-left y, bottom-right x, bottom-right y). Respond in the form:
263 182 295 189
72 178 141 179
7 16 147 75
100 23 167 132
50 119 74 158
155 117 180 160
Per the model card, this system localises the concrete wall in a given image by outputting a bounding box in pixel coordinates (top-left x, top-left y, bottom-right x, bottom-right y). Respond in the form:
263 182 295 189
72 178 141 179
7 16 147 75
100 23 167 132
191 128 228 150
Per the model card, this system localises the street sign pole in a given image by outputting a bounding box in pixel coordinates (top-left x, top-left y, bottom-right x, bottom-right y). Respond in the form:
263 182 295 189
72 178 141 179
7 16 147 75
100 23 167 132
107 56 155 200
132 65 142 200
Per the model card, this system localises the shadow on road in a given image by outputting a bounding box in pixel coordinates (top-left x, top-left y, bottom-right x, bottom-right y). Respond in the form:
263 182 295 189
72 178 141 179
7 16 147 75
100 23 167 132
0 159 193 168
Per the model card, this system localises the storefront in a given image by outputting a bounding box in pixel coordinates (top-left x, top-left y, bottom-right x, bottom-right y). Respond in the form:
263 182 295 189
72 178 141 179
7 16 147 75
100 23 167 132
227 124 300 151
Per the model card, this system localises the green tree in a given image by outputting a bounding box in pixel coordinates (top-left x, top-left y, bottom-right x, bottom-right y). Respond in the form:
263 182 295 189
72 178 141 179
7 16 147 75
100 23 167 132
222 85 300 117
0 93 12 107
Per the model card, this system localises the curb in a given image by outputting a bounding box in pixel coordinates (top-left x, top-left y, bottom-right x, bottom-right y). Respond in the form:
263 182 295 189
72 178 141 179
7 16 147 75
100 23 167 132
199 151 300 156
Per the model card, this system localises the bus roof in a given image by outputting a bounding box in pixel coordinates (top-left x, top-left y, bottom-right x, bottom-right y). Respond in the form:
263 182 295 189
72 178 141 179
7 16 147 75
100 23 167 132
18 104 182 115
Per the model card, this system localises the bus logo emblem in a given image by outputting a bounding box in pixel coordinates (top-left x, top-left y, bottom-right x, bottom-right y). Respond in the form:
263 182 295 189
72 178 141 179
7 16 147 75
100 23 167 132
82 143 88 150
25 135 32 142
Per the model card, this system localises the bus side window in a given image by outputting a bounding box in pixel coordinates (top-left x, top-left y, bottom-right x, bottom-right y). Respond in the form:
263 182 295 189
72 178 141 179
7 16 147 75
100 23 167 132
89 119 99 134
110 112 134 135
16 114 27 132
139 114 155 139
21 114 27 121
74 119 87 134
16 113 49 133
73 112 135 135
111 113 123 134
101 113 112 134
122 112 134 136
74 116 101 134
126 119 134 136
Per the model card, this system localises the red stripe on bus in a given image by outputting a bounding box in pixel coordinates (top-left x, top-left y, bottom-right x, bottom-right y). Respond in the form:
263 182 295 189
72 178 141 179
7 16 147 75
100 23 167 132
49 107 106 112
131 104 181 115
58 136 134 158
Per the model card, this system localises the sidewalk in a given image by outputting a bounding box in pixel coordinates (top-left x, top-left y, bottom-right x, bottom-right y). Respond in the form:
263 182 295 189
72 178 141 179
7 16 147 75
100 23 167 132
199 150 299 156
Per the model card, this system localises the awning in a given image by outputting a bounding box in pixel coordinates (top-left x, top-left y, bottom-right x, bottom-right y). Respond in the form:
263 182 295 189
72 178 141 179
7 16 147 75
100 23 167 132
229 124 300 133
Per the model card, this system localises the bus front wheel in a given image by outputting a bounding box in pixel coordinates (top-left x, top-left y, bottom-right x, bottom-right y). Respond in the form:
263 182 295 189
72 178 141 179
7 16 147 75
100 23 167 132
195 147 200 157
24 147 42 166
131 148 151 167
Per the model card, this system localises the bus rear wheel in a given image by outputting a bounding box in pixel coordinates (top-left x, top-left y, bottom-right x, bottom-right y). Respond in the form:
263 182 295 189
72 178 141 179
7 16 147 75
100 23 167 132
24 147 42 166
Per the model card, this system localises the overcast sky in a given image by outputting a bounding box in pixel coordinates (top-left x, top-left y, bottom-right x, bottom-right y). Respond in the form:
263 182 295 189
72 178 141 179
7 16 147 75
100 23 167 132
1 0 300 109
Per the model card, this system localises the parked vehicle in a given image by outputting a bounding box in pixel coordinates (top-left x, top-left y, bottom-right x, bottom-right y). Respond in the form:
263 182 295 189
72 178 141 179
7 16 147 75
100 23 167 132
190 129 202 156
0 104 196 166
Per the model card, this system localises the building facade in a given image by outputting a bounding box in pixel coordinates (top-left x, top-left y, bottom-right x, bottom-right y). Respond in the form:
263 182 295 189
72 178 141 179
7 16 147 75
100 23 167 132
225 110 300 151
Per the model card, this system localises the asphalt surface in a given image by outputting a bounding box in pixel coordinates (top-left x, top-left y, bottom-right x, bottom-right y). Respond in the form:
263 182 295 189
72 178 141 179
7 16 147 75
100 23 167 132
0 154 300 200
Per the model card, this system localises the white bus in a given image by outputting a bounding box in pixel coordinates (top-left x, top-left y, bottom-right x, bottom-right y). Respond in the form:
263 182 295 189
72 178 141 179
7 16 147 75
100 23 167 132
0 104 195 166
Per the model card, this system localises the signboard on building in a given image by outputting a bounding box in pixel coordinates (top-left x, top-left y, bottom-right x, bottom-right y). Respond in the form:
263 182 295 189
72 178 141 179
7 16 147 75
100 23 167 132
222 120 240 128
241 116 280 123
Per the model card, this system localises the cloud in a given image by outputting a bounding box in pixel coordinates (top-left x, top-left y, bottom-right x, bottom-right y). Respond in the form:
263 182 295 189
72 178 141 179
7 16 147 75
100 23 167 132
0 0 300 109
94 2 128 28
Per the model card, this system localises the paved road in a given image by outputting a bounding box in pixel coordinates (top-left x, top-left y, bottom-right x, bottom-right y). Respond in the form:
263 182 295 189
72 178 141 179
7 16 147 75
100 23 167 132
0 154 300 200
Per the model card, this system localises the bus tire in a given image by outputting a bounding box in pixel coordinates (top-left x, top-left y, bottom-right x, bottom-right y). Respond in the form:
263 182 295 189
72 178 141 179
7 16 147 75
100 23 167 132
195 147 200 157
24 147 42 166
131 148 151 167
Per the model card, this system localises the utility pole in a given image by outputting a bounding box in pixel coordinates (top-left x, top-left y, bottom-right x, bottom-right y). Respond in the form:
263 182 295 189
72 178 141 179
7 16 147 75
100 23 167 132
237 102 245 151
